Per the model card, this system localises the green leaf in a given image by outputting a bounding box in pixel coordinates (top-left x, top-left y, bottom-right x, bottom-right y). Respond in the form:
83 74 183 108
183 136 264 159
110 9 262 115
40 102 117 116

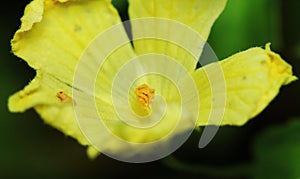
209 0 282 59
252 118 300 179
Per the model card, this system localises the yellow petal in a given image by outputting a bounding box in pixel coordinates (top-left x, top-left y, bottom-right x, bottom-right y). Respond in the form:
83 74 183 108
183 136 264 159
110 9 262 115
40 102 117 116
9 0 126 158
8 70 89 146
86 146 100 160
129 0 227 71
12 0 122 84
193 44 297 126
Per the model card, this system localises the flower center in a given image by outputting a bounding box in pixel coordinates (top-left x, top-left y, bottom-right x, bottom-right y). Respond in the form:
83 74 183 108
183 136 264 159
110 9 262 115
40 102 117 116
135 84 155 109
129 83 155 117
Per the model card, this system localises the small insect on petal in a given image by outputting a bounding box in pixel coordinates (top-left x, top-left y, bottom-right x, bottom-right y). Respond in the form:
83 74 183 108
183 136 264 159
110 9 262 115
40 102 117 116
56 91 75 105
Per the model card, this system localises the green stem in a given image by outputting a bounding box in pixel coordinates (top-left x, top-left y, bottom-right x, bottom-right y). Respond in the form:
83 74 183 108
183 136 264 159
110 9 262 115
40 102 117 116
161 155 252 178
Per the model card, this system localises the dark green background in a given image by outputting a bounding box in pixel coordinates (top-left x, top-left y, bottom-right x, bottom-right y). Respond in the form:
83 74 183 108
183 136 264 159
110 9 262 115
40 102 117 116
1 0 299 178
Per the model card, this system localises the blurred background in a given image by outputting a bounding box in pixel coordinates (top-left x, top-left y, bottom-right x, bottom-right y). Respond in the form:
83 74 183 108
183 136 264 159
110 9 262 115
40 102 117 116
1 0 299 178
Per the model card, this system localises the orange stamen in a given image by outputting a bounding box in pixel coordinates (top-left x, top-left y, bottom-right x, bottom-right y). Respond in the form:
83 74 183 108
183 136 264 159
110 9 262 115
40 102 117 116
56 91 74 104
135 84 155 108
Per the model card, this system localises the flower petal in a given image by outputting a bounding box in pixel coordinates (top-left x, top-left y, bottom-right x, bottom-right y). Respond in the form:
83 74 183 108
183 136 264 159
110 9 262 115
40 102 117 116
12 0 122 84
193 44 297 126
128 0 227 71
9 0 128 157
8 70 90 147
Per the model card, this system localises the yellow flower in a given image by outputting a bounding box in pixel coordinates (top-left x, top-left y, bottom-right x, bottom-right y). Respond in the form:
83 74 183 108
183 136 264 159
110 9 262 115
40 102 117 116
8 0 297 161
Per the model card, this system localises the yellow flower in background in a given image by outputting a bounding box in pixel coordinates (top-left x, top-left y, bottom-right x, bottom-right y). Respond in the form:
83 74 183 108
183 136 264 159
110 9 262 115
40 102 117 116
8 0 297 161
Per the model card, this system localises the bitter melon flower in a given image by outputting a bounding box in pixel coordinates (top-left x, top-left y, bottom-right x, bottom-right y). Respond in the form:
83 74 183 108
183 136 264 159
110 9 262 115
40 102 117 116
8 0 297 161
